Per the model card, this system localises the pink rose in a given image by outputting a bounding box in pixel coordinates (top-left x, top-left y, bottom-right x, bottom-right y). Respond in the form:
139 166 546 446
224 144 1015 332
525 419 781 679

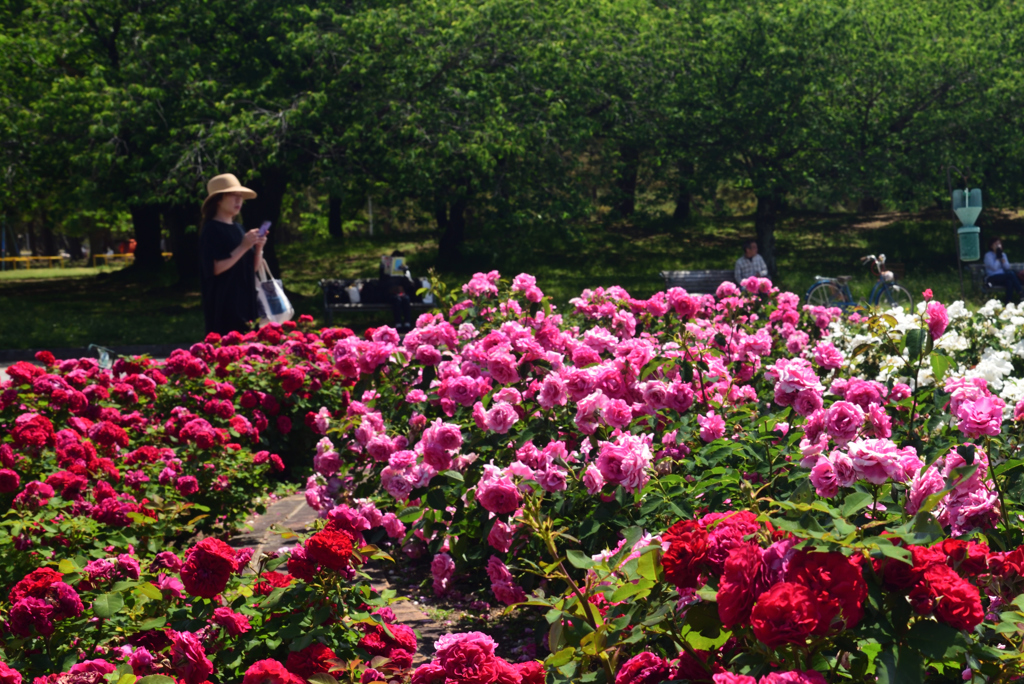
824 401 864 445
483 402 519 434
792 390 823 418
603 399 634 429
847 438 903 485
809 457 839 498
812 342 844 370
476 471 522 515
537 376 568 409
712 675 757 684
926 301 949 340
595 434 651 493
431 553 456 596
583 464 605 495
488 519 514 552
698 411 726 442
956 396 1005 439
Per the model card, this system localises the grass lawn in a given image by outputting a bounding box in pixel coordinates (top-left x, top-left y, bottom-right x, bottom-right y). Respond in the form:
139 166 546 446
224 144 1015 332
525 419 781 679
1 208 1019 350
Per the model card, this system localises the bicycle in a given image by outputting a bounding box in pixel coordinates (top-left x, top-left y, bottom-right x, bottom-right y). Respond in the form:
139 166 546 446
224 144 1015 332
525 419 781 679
805 254 914 312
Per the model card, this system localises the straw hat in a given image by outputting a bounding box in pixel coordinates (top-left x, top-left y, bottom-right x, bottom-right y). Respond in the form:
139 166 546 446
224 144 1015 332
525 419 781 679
202 173 257 214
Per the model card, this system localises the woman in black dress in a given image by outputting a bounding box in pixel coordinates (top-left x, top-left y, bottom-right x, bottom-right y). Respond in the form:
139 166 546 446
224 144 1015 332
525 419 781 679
198 173 267 335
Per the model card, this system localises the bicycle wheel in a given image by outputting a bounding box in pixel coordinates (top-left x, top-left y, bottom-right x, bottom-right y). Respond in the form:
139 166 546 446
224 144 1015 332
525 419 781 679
878 284 914 313
807 281 840 307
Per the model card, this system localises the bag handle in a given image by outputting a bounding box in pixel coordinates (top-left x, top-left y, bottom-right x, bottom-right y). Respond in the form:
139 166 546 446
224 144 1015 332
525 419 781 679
256 259 275 283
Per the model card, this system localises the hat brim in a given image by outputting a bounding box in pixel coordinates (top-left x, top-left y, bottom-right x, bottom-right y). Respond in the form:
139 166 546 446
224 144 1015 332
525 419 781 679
202 186 257 214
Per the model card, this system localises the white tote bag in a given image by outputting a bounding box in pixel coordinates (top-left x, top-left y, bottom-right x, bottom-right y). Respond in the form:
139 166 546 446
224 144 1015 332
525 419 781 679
255 260 294 325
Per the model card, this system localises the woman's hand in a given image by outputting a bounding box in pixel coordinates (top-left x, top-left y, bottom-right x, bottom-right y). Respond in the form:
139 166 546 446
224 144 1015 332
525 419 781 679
240 229 261 250
254 234 268 250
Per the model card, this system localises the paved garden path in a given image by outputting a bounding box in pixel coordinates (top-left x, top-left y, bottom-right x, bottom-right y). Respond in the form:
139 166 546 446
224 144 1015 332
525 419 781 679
233 492 445 663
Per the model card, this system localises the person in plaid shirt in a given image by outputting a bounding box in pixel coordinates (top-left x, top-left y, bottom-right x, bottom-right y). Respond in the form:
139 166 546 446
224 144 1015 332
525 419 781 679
734 239 769 283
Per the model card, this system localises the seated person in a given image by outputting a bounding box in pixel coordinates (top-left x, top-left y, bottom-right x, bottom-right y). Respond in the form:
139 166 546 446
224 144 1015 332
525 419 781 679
379 250 416 330
984 237 1024 302
734 239 768 283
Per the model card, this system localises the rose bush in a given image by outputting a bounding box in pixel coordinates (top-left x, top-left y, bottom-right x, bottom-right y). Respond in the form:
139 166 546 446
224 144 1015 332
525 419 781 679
299 273 1024 682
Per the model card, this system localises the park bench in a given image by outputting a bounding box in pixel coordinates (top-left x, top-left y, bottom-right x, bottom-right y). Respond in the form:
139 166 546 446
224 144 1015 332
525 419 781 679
319 279 434 326
966 262 1024 298
660 269 735 294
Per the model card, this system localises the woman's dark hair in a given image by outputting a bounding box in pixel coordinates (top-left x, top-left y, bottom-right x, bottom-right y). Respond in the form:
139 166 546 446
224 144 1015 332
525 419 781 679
742 239 757 251
989 236 1002 251
201 193 225 224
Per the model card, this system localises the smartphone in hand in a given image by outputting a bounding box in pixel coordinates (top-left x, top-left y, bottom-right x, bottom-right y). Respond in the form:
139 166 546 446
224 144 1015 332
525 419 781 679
258 221 272 237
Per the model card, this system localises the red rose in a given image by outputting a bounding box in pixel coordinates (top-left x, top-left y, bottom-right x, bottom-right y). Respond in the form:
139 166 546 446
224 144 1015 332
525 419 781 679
278 368 306 395
287 546 318 581
284 642 338 678
169 631 213 684
0 469 20 494
358 623 417 668
243 659 305 684
750 582 820 649
514 662 546 684
615 652 670 684
12 413 54 452
943 540 990 576
0 660 21 684
276 416 293 434
9 567 63 602
180 538 237 599
718 543 769 628
786 550 867 631
411 664 446 684
701 510 760 573
908 564 984 631
661 520 709 590
254 571 293 596
305 524 355 572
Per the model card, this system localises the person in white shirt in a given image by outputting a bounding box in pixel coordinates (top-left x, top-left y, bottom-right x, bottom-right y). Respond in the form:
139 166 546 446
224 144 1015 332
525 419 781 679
983 236 1023 301
734 239 769 283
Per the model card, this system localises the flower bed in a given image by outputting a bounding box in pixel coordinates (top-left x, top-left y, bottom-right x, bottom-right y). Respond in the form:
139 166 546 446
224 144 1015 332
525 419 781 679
9 272 1024 683
0 320 430 681
302 275 1024 683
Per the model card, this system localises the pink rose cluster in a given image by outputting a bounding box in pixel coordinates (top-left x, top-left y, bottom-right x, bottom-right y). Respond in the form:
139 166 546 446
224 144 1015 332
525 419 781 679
411 632 545 684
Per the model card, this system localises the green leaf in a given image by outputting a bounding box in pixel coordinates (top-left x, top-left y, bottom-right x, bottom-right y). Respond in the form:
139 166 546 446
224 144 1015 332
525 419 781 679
137 677 177 684
907 620 967 660
905 328 928 362
930 353 951 383
58 558 79 573
842 490 873 517
637 550 659 581
260 586 288 611
135 582 163 600
307 676 340 684
138 616 167 630
546 647 575 668
117 675 137 684
92 593 124 618
566 550 595 569
609 579 655 603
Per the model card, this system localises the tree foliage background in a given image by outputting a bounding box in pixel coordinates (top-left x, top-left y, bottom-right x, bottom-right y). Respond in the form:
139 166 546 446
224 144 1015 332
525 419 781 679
1 0 1021 275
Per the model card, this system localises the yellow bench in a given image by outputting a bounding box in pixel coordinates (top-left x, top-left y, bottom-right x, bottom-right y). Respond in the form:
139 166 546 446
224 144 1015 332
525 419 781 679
0 256 66 269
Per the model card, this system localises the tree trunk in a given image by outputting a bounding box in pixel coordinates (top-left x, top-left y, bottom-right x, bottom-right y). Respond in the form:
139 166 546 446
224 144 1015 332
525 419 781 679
164 204 200 286
614 145 640 219
67 236 84 263
41 222 58 256
673 159 694 224
129 204 163 273
328 194 343 240
240 167 287 276
436 196 468 269
754 191 783 279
